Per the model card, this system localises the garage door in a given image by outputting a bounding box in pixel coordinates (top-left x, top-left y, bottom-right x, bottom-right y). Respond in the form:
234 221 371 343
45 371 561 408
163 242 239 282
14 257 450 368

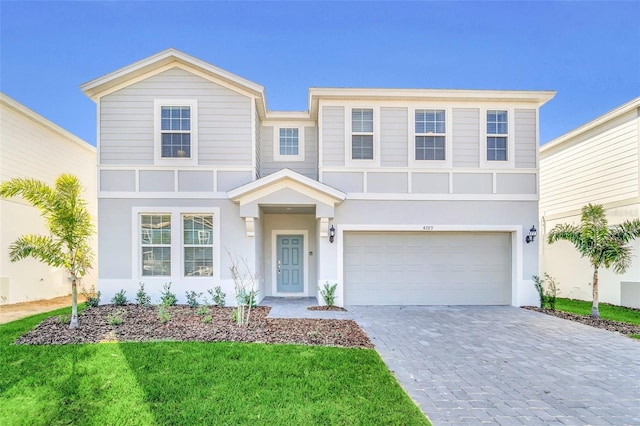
344 232 511 305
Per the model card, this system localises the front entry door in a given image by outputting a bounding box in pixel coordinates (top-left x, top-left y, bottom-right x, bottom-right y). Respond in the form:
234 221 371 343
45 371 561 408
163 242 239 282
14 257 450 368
277 235 304 293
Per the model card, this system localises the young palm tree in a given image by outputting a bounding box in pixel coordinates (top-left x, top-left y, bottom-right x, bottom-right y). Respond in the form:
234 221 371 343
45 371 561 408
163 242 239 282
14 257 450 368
547 203 640 318
0 174 94 328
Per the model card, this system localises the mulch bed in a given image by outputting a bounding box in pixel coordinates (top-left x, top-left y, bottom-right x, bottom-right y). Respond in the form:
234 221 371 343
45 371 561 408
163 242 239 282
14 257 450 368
14 305 373 348
522 306 640 336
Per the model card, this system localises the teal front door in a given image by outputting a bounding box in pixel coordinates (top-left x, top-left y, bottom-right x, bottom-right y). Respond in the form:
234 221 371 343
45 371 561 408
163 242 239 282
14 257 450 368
277 235 304 293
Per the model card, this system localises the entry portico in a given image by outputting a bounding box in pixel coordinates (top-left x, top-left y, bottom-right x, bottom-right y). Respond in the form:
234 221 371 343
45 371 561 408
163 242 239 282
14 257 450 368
228 169 345 300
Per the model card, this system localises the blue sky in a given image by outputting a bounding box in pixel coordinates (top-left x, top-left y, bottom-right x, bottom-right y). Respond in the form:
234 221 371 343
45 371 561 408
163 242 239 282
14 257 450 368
1 1 638 146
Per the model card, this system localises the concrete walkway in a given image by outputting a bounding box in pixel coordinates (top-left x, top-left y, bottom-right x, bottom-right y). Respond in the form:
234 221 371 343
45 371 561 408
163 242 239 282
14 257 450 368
261 298 640 425
0 295 85 324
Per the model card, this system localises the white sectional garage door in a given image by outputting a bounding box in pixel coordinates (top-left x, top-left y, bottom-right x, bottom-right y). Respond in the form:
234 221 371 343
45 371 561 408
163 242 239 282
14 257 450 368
344 232 511 305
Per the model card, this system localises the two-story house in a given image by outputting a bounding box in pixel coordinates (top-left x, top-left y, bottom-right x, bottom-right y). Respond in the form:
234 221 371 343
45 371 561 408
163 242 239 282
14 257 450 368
81 49 555 307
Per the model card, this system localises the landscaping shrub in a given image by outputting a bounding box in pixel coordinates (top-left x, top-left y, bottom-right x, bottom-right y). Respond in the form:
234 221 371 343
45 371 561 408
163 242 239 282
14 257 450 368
320 282 338 307
159 282 177 306
135 282 151 307
532 273 560 310
185 291 203 308
111 290 128 306
208 286 226 307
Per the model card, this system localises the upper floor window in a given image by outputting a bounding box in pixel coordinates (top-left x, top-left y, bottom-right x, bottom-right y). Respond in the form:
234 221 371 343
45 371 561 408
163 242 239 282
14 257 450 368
487 110 508 161
161 106 191 158
154 99 198 164
351 108 374 160
273 126 305 161
415 109 446 161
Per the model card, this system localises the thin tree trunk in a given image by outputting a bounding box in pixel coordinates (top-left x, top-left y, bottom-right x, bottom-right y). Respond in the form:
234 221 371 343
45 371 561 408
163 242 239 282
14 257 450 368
70 277 79 329
590 268 600 318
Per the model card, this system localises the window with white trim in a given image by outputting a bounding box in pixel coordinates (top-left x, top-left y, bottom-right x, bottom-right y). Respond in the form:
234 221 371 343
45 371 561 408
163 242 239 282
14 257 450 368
161 106 192 158
415 109 446 161
183 215 214 277
141 214 172 276
154 99 198 164
351 108 374 160
487 110 508 161
279 128 299 156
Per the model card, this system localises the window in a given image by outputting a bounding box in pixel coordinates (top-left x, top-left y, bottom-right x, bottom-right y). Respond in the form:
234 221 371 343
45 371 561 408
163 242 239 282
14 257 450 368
183 215 214 277
487 110 508 161
415 109 446 161
161 106 191 158
351 108 374 160
279 128 299 156
141 214 171 276
154 99 198 164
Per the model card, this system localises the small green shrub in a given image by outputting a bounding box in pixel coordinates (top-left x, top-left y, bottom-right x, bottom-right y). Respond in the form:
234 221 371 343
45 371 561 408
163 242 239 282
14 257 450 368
320 282 338 307
185 291 203 308
111 290 128 306
196 305 210 316
532 273 560 310
208 286 226 307
135 282 151 307
201 315 213 324
157 304 171 324
57 314 71 324
159 282 177 306
82 285 101 308
107 310 124 326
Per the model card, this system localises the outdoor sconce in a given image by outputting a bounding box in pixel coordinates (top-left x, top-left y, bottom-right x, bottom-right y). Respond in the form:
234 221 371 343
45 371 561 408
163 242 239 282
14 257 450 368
525 226 537 244
329 225 336 243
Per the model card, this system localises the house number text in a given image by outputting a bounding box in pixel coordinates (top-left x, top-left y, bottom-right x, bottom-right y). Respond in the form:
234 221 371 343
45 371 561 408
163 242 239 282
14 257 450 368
422 225 434 231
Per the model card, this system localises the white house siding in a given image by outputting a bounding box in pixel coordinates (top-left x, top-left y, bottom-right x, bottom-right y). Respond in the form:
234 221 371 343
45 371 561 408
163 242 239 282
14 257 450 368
321 106 345 166
452 108 480 167
259 125 318 179
97 197 253 306
0 94 97 304
100 67 253 166
380 107 408 167
540 109 638 216
540 100 640 306
514 109 537 168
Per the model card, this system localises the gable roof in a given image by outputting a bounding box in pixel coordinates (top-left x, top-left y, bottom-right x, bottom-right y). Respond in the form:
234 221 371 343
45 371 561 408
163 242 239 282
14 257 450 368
228 168 346 204
80 48 268 117
541 96 640 155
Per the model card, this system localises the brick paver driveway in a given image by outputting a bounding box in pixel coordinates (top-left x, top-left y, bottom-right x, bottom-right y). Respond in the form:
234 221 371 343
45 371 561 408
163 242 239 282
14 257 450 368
349 306 640 425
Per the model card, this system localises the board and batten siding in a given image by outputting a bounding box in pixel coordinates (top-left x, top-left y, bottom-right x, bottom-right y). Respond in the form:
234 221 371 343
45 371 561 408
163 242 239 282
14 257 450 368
452 108 480 167
514 109 537 168
259 125 318 179
540 109 639 215
100 67 252 166
321 106 345 166
380 107 408 167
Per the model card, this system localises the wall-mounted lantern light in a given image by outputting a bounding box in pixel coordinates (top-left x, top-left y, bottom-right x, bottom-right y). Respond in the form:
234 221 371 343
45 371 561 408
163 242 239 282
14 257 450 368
329 225 336 243
525 226 537 243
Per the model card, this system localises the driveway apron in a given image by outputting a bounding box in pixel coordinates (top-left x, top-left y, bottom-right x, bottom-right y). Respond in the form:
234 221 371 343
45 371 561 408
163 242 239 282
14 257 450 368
349 306 640 426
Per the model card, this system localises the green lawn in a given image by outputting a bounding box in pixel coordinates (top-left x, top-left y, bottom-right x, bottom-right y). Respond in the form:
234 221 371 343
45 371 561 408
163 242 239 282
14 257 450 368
555 298 640 325
0 306 430 426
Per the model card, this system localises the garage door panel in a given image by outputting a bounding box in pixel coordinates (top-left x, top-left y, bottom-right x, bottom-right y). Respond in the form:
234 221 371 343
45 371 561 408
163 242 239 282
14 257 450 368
344 232 511 305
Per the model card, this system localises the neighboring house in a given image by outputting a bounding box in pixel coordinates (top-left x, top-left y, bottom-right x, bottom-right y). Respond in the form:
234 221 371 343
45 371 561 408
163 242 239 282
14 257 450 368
0 93 98 304
540 97 640 308
81 49 555 307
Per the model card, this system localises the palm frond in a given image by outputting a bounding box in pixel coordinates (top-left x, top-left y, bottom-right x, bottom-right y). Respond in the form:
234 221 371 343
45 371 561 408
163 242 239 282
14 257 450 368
0 178 56 214
8 235 66 267
610 219 640 244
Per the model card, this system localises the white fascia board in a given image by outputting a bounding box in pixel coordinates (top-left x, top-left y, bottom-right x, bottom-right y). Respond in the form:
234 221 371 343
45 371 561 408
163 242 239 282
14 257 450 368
80 48 265 101
228 169 346 202
309 87 556 106
541 96 640 155
0 92 95 154
264 110 313 122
